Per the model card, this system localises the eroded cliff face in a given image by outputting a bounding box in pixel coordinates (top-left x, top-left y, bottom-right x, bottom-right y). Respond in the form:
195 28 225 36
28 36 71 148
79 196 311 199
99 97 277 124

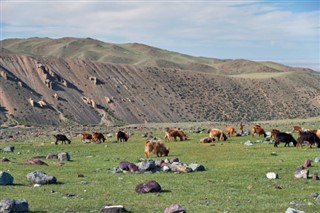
0 52 319 126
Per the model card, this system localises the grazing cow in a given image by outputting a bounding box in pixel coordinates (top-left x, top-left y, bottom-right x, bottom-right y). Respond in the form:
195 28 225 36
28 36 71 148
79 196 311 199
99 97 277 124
164 128 188 142
251 125 267 138
144 140 169 158
239 122 244 131
81 132 92 143
116 130 129 142
297 131 320 149
92 132 105 143
208 128 227 141
54 134 71 145
292 126 302 132
273 132 297 147
225 126 236 137
270 129 280 139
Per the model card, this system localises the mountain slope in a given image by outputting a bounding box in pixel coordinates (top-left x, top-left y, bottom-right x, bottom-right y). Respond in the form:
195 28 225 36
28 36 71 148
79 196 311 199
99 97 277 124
0 37 319 126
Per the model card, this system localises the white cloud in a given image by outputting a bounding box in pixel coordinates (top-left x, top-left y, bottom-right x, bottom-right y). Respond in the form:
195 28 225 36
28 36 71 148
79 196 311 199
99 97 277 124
1 0 319 70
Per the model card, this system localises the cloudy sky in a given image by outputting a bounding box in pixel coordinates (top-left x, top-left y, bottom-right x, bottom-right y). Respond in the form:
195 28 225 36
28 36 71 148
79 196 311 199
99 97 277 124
1 0 319 71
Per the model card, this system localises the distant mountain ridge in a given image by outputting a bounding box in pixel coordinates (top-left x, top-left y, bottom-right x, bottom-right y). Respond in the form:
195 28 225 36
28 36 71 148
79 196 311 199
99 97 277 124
0 37 319 126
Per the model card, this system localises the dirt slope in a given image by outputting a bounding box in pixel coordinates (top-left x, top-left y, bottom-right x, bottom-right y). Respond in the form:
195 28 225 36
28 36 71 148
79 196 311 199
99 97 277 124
0 38 319 126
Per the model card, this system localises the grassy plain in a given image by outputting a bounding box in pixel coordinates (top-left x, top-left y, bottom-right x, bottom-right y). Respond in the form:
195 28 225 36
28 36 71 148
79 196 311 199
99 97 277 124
1 126 320 213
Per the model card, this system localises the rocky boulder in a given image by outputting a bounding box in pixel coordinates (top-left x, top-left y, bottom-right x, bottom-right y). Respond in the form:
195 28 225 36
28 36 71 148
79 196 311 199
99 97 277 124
26 170 57 184
135 180 161 193
0 171 14 185
0 199 29 212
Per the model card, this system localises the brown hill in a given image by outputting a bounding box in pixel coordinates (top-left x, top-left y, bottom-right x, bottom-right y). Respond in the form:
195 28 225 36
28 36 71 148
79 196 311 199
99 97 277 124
0 37 319 126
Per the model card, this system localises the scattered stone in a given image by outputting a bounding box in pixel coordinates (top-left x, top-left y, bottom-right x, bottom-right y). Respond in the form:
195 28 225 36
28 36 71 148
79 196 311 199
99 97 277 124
58 152 70 161
53 161 65 166
294 169 309 179
63 193 76 198
285 207 305 213
312 172 319 180
100 204 128 213
26 170 57 184
0 171 14 185
316 196 320 203
119 161 131 171
127 163 139 172
314 157 320 163
272 183 282 189
164 204 186 213
0 199 29 212
46 153 58 159
188 163 205 172
137 160 155 171
266 172 278 179
303 159 312 168
135 180 162 193
2 146 14 152
244 140 254 146
80 181 88 185
296 165 304 171
170 163 192 173
290 200 307 206
271 152 277 156
24 159 48 166
78 174 85 178
170 158 180 164
309 193 319 198
1 157 10 162
33 184 41 187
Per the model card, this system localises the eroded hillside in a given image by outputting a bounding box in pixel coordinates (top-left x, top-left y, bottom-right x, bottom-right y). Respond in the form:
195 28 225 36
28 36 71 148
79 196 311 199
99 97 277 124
0 38 319 126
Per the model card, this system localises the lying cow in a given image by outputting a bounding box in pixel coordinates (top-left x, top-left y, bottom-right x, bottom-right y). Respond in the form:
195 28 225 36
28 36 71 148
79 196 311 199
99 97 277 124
208 128 227 141
164 127 188 142
81 132 92 143
273 132 297 147
144 140 169 158
116 130 129 142
54 134 71 145
92 132 106 143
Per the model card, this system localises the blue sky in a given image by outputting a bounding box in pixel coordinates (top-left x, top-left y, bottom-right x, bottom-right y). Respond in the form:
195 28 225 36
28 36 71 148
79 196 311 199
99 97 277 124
1 0 319 71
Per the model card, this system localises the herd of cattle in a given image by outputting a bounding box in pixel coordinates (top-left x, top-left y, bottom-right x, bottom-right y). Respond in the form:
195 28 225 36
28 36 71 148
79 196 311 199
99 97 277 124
53 124 320 158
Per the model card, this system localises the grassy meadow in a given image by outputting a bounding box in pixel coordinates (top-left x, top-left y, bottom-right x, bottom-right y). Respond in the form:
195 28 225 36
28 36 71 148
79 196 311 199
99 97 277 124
1 125 320 213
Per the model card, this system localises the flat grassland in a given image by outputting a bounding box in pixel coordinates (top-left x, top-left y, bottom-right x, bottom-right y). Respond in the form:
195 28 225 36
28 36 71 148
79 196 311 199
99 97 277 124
1 127 319 213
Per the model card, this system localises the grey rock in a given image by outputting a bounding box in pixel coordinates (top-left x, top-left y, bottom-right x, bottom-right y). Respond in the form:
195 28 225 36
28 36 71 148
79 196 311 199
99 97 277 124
309 193 319 198
314 157 320 163
294 169 309 179
58 152 70 161
0 199 29 212
285 207 305 213
26 170 57 184
289 200 307 206
244 140 254 146
0 171 14 185
137 160 155 171
316 196 320 203
119 161 131 170
2 146 14 152
188 163 205 172
164 204 186 213
46 153 58 159
135 180 161 193
100 204 127 212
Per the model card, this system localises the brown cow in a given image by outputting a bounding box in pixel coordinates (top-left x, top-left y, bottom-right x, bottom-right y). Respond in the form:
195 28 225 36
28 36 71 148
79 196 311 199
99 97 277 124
81 132 92 143
251 125 267 138
164 128 188 142
270 129 280 139
225 126 236 137
144 140 169 158
239 122 244 133
208 128 227 141
92 132 105 143
292 126 302 132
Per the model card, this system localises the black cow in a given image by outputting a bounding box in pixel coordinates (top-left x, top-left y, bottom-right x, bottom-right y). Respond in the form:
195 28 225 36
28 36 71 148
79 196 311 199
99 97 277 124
273 132 297 147
54 134 71 145
297 131 320 148
116 130 129 142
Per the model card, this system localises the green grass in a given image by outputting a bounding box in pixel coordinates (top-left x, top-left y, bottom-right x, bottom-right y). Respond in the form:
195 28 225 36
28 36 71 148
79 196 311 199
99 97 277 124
1 131 319 213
